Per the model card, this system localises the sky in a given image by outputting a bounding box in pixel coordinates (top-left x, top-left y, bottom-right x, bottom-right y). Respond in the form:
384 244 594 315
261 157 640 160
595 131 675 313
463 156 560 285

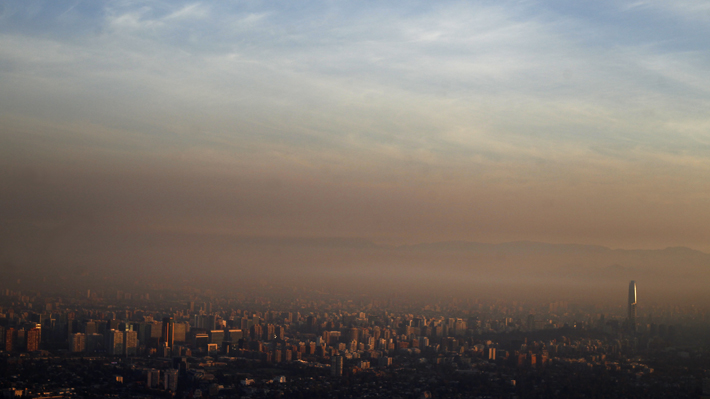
2 0 710 254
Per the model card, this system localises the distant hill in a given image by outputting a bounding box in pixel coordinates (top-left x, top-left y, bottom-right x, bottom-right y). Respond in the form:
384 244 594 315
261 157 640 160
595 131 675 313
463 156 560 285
2 229 709 300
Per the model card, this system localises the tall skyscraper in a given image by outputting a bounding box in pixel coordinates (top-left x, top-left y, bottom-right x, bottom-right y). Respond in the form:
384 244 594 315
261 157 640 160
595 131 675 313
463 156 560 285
161 318 174 348
628 280 637 332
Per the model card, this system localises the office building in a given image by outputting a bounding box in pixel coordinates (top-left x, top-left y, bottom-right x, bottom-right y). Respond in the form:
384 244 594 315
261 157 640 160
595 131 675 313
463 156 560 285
227 329 243 341
147 369 160 388
163 369 178 391
209 330 225 347
161 318 174 348
86 333 104 353
25 327 41 352
331 355 343 376
71 333 86 353
194 333 209 351
83 321 97 335
173 322 187 343
124 330 138 356
108 329 125 355
628 280 637 332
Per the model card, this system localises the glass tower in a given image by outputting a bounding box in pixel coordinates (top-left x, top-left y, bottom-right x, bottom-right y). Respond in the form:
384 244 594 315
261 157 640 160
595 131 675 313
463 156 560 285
628 280 637 332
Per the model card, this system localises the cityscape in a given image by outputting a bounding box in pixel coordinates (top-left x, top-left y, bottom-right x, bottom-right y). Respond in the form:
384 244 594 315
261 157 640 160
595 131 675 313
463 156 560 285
3 1 710 398
2 280 710 398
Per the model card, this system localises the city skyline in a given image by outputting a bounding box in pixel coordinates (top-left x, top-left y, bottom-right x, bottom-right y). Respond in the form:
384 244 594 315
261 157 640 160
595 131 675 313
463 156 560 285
1 284 701 397
4 2 710 391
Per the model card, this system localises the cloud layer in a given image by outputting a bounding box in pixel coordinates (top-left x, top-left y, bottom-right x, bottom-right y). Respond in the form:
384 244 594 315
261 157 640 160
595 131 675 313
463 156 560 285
2 0 710 254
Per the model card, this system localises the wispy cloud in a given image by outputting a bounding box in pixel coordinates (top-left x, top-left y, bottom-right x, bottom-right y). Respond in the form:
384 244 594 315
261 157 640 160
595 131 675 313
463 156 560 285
3 0 710 249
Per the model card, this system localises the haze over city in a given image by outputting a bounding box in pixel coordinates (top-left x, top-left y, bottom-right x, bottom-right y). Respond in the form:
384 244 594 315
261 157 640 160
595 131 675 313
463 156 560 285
2 1 710 301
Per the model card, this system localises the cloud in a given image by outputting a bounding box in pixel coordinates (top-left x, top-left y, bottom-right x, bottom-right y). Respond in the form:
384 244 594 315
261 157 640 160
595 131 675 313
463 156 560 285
644 0 710 20
2 0 710 250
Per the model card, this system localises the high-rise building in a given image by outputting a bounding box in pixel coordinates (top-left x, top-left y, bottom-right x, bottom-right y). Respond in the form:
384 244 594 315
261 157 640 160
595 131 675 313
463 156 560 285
124 330 138 356
147 369 160 388
378 356 393 367
25 327 41 352
86 333 103 353
250 324 262 340
173 322 188 343
71 333 86 353
194 333 209 351
488 347 496 361
264 324 275 341
161 318 174 348
628 281 637 332
331 355 343 376
348 327 359 343
163 369 179 391
209 330 225 347
195 314 216 330
147 321 162 346
108 329 125 355
227 329 243 341
132 322 149 346
83 321 97 335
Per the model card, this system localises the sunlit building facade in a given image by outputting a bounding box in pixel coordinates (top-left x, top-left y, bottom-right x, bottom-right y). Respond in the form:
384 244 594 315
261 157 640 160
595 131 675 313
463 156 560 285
628 280 637 332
